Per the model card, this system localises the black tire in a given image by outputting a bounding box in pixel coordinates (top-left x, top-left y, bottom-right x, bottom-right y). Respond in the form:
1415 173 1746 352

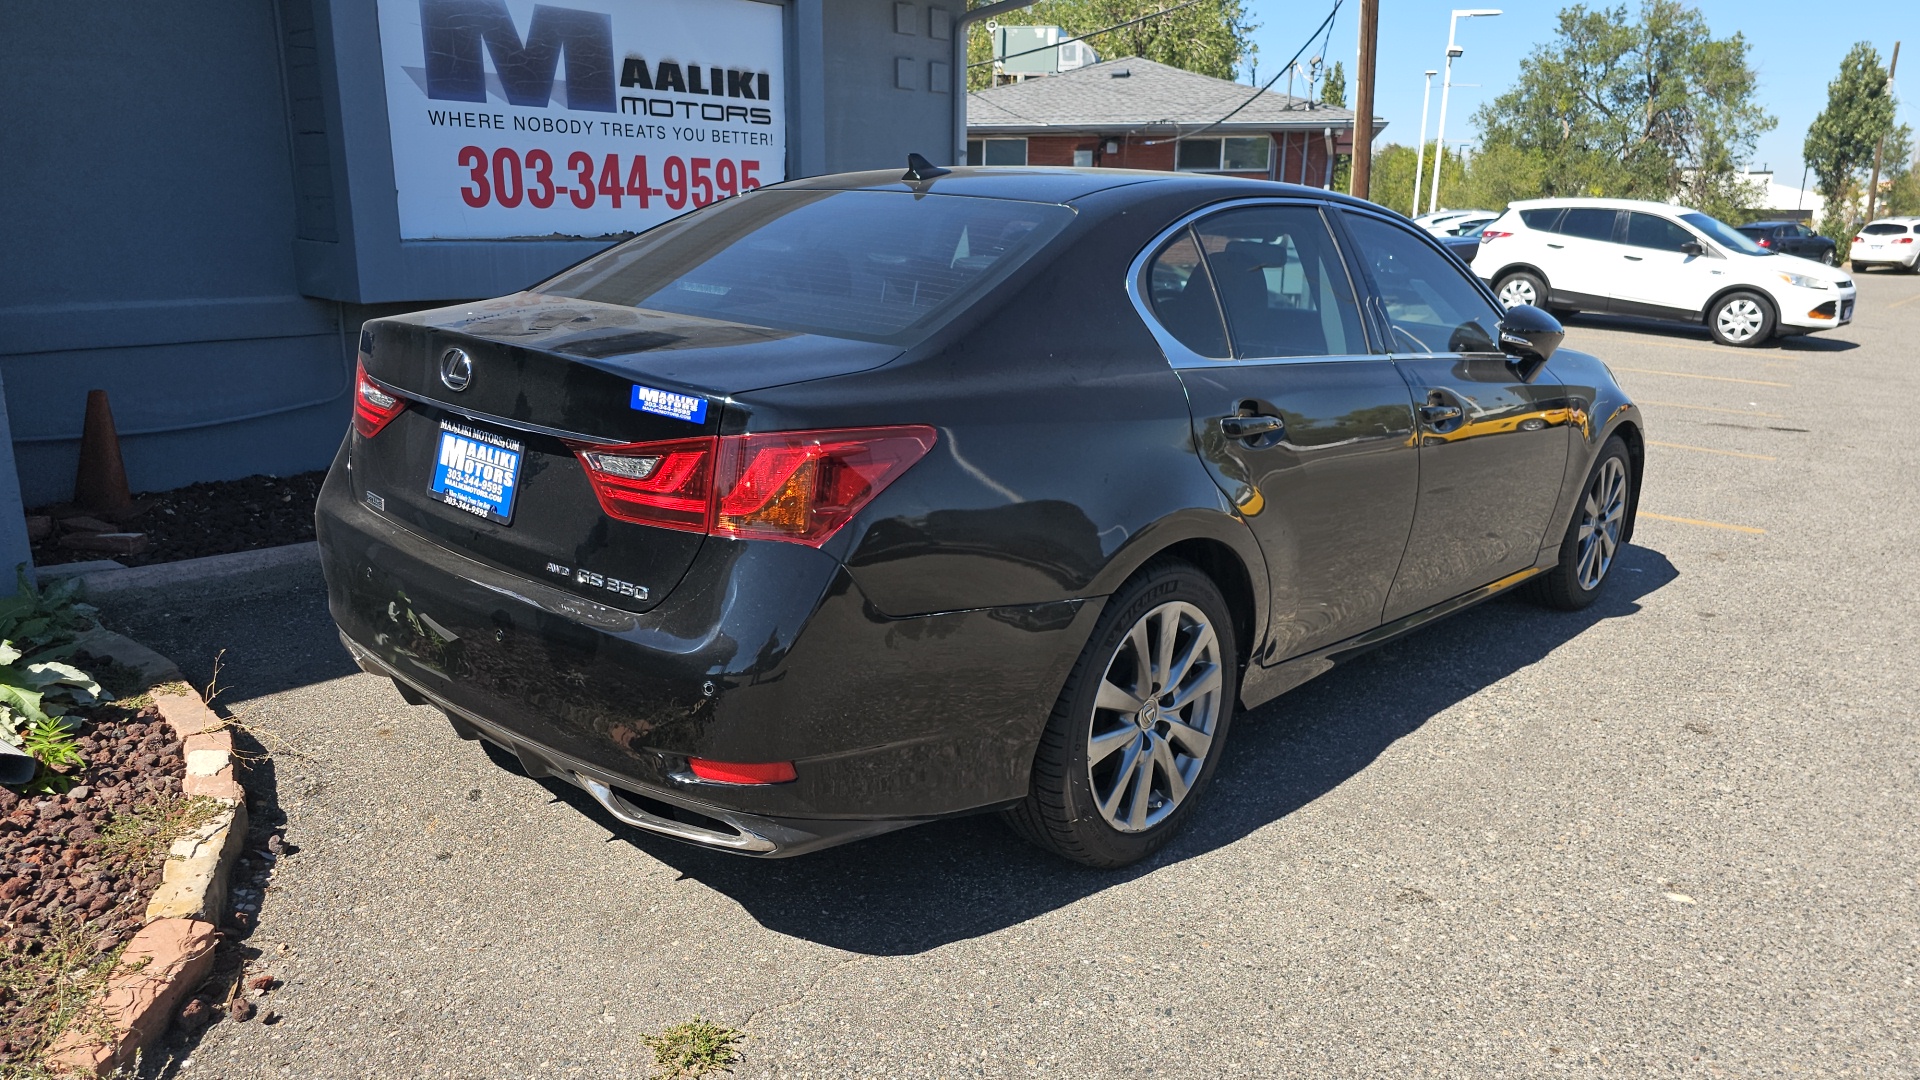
1707 290 1776 347
1527 437 1633 611
1003 560 1238 868
1493 270 1549 311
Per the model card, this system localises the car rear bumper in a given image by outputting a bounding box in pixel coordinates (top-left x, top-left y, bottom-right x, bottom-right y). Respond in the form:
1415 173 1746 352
315 447 1101 856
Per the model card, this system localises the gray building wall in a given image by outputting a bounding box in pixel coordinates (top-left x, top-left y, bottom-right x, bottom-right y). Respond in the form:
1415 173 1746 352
1 0 962 521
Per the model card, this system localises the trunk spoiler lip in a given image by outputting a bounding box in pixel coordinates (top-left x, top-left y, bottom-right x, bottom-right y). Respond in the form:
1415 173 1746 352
360 371 633 447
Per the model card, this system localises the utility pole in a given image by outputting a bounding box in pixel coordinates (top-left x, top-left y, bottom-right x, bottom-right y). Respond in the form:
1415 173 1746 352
1867 41 1900 224
1350 0 1380 200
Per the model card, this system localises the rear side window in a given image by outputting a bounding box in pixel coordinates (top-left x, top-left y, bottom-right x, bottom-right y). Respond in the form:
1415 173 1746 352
1519 208 1563 232
1341 212 1503 355
1558 208 1620 242
1191 205 1367 359
1863 222 1911 235
539 189 1074 344
1624 212 1698 252
1145 231 1229 357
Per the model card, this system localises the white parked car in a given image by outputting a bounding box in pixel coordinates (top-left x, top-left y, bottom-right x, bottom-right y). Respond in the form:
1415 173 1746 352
1476 197 1858 347
1850 217 1920 272
1414 208 1499 237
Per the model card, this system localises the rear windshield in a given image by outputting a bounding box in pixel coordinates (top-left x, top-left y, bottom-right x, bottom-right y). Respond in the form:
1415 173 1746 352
1863 222 1911 235
538 189 1075 343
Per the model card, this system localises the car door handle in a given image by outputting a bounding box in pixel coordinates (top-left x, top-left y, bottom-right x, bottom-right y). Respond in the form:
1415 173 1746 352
1220 415 1285 440
1546 242 1565 249
1419 404 1463 426
1623 254 1643 261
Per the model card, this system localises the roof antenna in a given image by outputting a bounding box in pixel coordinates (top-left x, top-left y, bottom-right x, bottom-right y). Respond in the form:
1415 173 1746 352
903 153 952 182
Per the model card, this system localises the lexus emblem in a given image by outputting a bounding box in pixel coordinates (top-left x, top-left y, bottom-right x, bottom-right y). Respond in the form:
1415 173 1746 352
439 348 473 392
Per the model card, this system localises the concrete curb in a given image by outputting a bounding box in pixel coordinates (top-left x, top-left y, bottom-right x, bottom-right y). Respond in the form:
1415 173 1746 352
51 541 319 597
48 683 249 1075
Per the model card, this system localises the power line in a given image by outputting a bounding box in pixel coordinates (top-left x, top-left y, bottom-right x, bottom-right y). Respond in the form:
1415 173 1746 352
966 0 1217 69
1143 0 1345 145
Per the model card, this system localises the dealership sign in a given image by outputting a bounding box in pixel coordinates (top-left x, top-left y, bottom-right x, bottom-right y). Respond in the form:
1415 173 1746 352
376 0 786 239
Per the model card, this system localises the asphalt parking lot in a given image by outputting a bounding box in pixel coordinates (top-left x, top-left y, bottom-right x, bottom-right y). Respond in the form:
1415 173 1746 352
100 271 1919 1079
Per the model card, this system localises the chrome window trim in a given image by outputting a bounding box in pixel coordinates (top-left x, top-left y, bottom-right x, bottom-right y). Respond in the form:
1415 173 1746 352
1125 197 1381 370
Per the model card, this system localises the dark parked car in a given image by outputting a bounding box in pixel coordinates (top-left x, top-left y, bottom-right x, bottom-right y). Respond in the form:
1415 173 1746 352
1734 220 1837 264
319 165 1644 867
1440 219 1489 264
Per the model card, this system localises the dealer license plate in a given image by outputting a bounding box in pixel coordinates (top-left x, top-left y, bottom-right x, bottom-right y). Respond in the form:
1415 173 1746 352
428 420 524 525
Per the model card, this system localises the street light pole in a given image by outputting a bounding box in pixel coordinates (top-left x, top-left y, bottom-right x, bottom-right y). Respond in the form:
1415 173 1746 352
1411 68 1437 216
1428 9 1500 217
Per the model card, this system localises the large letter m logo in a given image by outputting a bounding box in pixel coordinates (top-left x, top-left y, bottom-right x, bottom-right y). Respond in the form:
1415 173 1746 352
421 0 615 112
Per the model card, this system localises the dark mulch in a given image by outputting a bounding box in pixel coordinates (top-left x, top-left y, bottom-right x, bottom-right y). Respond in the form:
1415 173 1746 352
0 708 188 1061
30 472 326 569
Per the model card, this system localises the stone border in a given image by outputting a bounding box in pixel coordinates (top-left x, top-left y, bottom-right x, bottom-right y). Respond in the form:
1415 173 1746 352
41 541 319 597
47 652 249 1076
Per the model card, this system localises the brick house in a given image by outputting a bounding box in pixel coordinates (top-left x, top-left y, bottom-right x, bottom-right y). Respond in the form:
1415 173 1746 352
965 57 1370 187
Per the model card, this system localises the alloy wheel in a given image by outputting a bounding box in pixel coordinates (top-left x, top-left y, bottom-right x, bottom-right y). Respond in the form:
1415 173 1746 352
1497 278 1538 308
1576 456 1629 590
1715 297 1765 342
1086 600 1223 833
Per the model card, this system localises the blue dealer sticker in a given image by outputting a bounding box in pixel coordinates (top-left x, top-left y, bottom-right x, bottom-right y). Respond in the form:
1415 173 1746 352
428 420 524 525
631 384 709 424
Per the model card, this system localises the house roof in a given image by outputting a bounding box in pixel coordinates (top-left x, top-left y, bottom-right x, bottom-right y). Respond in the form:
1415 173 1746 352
967 57 1365 136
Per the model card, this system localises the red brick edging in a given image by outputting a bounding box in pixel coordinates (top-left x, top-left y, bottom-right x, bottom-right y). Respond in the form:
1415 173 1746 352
48 688 244 1076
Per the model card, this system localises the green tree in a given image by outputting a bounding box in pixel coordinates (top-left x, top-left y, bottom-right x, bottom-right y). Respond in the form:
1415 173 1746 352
1879 126 1920 218
966 0 1257 91
1320 60 1346 107
1469 2 1774 220
1364 142 1466 216
1805 42 1899 232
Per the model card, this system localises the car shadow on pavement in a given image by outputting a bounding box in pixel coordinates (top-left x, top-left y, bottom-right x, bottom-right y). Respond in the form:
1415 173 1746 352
546 543 1679 957
1560 312 1860 352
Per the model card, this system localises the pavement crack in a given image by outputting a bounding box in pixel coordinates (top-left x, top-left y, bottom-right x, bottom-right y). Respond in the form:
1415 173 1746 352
741 953 867 1030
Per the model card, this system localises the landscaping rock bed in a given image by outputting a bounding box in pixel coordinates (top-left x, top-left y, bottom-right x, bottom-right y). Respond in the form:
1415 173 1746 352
29 471 325 568
0 705 194 1062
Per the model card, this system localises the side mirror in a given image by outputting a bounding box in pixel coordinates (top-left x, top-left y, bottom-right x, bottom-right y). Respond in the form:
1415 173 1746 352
1680 241 1705 256
1498 305 1564 364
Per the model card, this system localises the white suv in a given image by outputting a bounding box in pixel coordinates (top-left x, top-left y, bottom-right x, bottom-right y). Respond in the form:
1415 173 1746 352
1475 197 1858 347
1850 218 1920 272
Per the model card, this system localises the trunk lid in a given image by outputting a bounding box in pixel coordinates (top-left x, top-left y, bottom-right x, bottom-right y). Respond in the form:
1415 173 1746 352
352 294 901 612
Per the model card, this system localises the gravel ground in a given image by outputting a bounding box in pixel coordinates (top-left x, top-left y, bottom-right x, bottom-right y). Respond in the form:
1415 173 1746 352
93 270 1919 1078
31 472 325 568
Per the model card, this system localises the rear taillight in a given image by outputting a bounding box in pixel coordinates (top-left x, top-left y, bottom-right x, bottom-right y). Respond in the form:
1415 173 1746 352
1853 236 1865 244
688 758 797 784
1479 230 1512 244
1898 237 1915 244
573 426 935 547
577 437 714 532
353 359 406 438
1757 237 1771 247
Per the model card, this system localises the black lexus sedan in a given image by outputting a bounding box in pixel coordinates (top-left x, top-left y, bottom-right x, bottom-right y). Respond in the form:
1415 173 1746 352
319 165 1644 867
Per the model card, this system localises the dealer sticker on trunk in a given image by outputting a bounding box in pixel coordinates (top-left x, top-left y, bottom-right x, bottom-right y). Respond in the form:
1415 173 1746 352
429 420 524 525
631 383 708 424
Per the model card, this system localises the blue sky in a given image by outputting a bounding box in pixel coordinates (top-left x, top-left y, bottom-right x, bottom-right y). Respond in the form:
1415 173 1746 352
1242 0 1915 185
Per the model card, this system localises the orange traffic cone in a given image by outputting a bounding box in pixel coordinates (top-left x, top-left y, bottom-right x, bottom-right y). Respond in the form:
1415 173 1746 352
73 389 135 518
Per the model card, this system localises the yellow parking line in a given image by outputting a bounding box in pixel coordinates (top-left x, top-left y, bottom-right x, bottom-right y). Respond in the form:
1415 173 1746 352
1648 440 1777 461
1639 511 1767 534
1611 367 1791 387
1890 292 1920 309
1636 400 1786 418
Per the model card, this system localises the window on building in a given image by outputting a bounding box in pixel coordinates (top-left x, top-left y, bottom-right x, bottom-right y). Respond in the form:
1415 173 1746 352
966 139 1029 166
1072 148 1094 167
1174 137 1273 173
